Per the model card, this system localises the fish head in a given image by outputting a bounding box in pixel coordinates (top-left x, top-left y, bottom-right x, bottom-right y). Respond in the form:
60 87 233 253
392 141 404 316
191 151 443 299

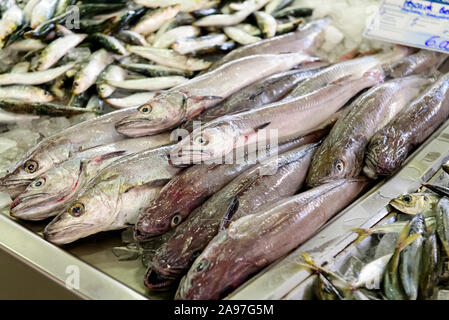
175 232 249 300
43 177 124 245
363 129 408 179
306 139 365 187
169 122 238 166
115 92 187 137
0 140 71 197
10 159 83 221
389 193 434 215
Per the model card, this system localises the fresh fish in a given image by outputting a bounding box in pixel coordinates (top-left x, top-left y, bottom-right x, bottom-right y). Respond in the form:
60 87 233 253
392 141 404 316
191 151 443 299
264 0 294 14
0 63 75 85
0 5 23 49
146 143 321 291
25 6 77 39
193 0 270 27
134 131 327 240
134 0 218 13
389 193 440 216
152 25 200 49
121 63 193 77
399 214 425 300
306 75 433 187
30 0 58 29
382 221 421 300
180 65 327 132
0 86 53 102
419 229 442 300
97 65 127 99
0 99 93 117
287 46 412 98
436 197 449 257
223 26 261 45
0 107 137 197
116 52 315 137
35 33 87 71
73 49 114 95
170 69 383 166
172 34 228 55
384 50 448 78
254 11 277 38
106 92 159 109
107 76 188 91
90 33 128 56
6 38 46 52
132 5 180 36
209 18 330 70
43 145 181 245
364 72 449 179
273 6 313 18
10 134 172 221
127 46 212 71
117 30 148 46
275 17 304 34
175 179 368 300
23 0 41 25
0 108 39 123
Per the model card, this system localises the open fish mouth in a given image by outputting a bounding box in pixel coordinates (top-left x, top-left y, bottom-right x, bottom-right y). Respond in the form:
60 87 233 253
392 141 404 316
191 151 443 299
144 267 178 291
10 192 53 217
169 148 214 166
363 155 379 179
43 223 95 244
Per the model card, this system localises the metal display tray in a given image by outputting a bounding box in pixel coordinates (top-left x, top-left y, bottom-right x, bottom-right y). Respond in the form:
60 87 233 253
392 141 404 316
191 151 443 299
2 118 449 300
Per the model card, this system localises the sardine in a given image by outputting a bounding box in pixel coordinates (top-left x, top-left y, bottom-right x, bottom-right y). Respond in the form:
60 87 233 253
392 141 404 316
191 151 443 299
273 6 313 18
385 50 448 78
0 5 23 49
106 92 159 109
134 0 218 13
264 0 293 14
0 86 53 102
175 179 368 300
43 145 181 244
116 52 314 137
389 193 440 216
35 33 87 71
152 26 200 49
209 18 330 70
23 0 41 25
132 5 180 36
223 26 261 45
121 63 193 77
90 33 129 56
73 49 114 95
117 30 148 46
170 69 383 166
10 134 172 221
364 72 449 179
172 34 228 55
0 108 39 123
127 46 212 71
254 11 277 38
97 65 127 99
30 0 58 29
134 131 327 240
0 63 75 85
0 107 137 197
0 99 93 117
306 75 433 187
146 143 321 291
107 76 188 91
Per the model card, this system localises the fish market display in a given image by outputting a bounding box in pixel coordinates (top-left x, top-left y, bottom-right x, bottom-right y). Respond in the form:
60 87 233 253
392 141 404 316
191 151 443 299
1 0 449 301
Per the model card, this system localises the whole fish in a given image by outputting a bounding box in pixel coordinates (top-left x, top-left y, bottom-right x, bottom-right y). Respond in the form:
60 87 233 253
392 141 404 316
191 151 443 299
152 25 200 48
134 130 327 240
0 99 93 117
265 0 294 14
172 34 228 55
115 52 314 137
146 143 320 291
399 214 425 300
389 193 440 216
384 50 448 78
175 179 368 300
30 0 58 29
364 72 449 179
43 145 180 245
117 30 148 46
0 63 75 85
90 33 129 56
0 5 23 49
223 26 261 45
254 11 277 38
0 107 137 197
170 69 383 166
10 134 172 221
97 65 127 99
306 75 433 187
180 64 327 132
209 18 329 70
121 63 193 77
132 5 180 36
0 85 53 102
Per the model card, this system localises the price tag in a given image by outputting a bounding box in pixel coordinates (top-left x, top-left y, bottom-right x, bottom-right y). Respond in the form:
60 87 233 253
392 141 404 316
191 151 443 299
365 0 449 53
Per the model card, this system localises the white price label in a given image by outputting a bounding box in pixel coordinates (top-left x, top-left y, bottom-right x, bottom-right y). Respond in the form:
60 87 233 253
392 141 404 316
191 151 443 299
365 0 449 53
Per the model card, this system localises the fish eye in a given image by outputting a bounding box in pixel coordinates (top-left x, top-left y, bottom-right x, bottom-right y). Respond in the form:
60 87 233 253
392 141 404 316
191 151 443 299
24 160 38 173
196 259 208 272
334 159 344 172
68 202 85 217
194 135 209 146
32 178 45 188
170 214 182 228
402 195 412 203
139 105 152 114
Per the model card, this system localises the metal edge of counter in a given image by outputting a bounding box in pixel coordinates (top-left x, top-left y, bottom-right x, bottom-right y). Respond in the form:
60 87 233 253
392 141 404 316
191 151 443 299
0 214 147 300
228 118 449 300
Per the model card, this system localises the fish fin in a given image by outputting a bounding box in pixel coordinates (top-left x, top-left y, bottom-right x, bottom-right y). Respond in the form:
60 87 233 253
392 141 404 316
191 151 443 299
351 228 371 244
220 197 240 231
92 151 128 164
254 122 271 131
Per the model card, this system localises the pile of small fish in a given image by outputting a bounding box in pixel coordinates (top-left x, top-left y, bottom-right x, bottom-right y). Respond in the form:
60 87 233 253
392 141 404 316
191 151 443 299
306 165 449 300
1 0 449 300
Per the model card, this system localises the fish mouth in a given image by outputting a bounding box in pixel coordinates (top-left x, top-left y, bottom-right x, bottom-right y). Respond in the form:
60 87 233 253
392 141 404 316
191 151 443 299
0 179 31 198
43 223 95 245
9 192 58 220
115 117 173 137
144 267 178 291
363 155 378 180
169 148 213 166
